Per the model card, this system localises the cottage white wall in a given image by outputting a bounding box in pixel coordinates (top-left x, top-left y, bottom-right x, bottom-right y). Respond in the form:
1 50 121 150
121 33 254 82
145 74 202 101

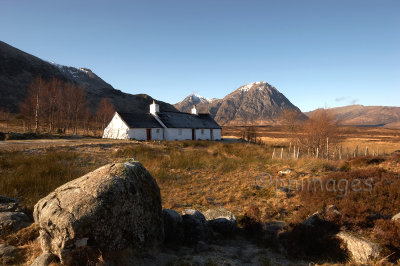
126 128 163 141
127 128 146 140
195 129 211 140
151 128 164 140
212 129 222 140
165 128 192 141
103 114 129 139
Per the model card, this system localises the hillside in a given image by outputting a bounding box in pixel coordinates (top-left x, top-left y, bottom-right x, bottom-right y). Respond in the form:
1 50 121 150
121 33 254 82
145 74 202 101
0 41 177 114
175 81 306 125
305 105 400 128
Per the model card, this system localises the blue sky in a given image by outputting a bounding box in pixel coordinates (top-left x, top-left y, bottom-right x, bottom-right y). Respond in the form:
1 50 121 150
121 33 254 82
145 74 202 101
1 0 399 111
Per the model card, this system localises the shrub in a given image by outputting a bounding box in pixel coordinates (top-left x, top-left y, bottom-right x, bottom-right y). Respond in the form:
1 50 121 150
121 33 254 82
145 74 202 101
348 156 385 167
374 219 400 249
297 168 400 229
279 221 348 262
237 206 263 236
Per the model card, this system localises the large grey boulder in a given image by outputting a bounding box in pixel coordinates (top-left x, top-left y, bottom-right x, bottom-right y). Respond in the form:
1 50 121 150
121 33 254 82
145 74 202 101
204 207 237 236
0 211 31 234
33 160 164 264
337 232 382 263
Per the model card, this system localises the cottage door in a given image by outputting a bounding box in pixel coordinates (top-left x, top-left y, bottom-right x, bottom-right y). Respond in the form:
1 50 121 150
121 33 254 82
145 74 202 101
210 129 213 140
192 129 195 140
146 129 151 141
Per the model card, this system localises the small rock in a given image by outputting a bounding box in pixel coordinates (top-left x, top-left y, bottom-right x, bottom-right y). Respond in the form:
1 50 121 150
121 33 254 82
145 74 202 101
0 243 18 257
163 209 184 244
337 231 382 263
326 205 341 217
0 244 19 265
392 213 400 221
0 195 20 212
208 218 237 236
203 207 236 222
367 213 384 221
279 169 293 175
181 209 209 245
30 253 58 266
0 211 31 234
263 221 286 234
302 212 321 226
204 207 237 236
182 209 207 222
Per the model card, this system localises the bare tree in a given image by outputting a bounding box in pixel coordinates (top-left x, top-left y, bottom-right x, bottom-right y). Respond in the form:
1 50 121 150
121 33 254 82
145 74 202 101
296 109 340 158
20 77 47 133
19 77 92 135
96 98 115 131
281 109 303 132
242 126 257 143
0 107 11 131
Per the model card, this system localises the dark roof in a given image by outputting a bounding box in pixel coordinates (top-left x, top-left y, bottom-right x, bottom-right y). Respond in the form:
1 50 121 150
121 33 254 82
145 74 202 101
156 112 221 129
117 112 162 128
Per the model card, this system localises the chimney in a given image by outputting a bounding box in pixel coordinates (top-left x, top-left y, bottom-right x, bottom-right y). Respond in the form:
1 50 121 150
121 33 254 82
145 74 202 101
191 105 198 115
150 100 159 114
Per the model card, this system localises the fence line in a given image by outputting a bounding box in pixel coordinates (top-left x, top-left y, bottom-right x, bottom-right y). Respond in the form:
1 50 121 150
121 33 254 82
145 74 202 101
270 138 387 160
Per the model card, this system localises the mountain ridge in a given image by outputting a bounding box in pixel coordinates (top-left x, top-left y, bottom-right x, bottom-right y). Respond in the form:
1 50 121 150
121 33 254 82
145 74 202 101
0 40 177 114
175 81 306 126
305 105 400 128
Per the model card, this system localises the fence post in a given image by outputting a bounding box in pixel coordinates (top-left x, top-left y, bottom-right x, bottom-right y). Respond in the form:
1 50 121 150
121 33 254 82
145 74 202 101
272 148 276 159
316 147 319 158
326 137 329 160
280 148 283 159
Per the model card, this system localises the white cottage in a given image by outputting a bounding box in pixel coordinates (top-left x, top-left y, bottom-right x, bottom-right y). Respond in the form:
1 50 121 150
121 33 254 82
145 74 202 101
103 101 221 141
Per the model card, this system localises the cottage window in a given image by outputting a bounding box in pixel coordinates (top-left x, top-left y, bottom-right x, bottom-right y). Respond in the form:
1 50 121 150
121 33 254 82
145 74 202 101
178 129 182 135
156 129 160 133
201 129 204 134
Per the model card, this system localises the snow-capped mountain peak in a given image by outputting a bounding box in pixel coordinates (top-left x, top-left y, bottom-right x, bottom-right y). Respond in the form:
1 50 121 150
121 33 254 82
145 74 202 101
188 93 215 104
239 81 267 92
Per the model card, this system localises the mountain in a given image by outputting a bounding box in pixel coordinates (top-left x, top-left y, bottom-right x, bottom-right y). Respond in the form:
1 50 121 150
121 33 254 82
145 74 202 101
174 93 222 117
0 41 177 113
305 105 400 128
175 81 306 125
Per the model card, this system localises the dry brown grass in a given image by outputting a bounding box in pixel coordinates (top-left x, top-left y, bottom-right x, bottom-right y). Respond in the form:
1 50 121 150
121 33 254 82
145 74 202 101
0 126 399 264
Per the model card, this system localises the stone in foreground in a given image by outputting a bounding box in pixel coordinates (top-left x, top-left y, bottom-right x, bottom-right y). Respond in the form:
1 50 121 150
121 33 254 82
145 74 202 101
392 212 400 221
163 209 184 244
30 253 58 266
33 160 163 264
181 209 210 245
204 207 237 236
0 195 20 212
0 211 31 234
337 231 382 263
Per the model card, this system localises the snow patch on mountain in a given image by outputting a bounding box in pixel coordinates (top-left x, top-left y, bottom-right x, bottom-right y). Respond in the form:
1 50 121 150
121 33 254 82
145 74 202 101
189 93 215 103
239 81 266 92
49 61 91 78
